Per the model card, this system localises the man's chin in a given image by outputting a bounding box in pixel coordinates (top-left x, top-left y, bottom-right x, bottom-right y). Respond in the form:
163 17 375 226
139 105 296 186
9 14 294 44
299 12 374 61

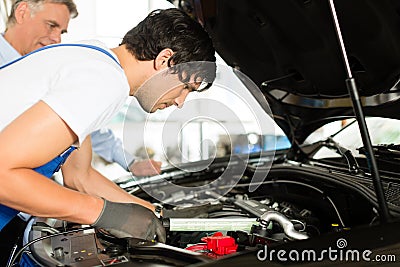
149 106 159 113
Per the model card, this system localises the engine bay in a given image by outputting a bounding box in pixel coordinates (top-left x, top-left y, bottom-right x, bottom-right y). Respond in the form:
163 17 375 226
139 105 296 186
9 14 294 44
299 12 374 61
21 155 397 267
24 193 323 266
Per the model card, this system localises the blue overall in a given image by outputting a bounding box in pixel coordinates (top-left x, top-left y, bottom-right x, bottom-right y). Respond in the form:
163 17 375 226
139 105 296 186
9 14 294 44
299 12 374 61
0 146 76 267
0 43 121 266
0 146 77 231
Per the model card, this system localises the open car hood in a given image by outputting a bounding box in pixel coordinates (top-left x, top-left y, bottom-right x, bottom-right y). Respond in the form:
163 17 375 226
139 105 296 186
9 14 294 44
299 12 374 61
174 0 400 143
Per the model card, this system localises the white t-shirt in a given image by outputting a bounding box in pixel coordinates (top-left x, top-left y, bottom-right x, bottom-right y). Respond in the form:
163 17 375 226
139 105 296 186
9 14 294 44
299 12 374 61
0 40 129 145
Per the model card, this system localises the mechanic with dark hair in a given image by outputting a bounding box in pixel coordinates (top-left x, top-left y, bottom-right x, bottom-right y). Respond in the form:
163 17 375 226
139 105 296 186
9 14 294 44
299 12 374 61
0 7 216 265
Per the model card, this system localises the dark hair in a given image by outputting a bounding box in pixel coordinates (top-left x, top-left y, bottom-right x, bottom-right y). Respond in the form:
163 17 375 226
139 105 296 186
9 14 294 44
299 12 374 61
121 8 216 88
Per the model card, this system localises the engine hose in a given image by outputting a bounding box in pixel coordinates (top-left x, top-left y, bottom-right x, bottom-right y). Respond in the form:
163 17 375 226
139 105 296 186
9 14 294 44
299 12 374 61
260 211 309 240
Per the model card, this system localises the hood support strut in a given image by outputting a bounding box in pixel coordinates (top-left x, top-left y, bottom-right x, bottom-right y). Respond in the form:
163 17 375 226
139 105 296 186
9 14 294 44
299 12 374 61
328 0 390 223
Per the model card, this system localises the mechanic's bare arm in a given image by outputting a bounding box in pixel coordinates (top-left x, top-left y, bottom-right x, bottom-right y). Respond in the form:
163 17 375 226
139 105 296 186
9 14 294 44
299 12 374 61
0 101 103 224
61 136 156 212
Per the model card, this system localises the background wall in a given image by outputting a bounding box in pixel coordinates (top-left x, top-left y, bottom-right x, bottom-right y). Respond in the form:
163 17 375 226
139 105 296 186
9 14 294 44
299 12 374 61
0 0 11 31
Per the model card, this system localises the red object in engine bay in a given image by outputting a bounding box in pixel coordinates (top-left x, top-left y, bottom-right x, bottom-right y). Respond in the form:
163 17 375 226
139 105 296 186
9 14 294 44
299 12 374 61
186 232 238 258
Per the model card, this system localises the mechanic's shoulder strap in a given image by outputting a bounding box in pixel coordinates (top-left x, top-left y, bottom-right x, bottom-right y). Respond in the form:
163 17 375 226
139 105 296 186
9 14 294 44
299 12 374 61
0 43 120 70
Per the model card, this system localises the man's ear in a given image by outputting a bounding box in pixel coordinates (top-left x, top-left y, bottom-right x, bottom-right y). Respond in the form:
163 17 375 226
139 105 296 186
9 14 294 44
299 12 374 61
14 2 31 24
154 48 174 70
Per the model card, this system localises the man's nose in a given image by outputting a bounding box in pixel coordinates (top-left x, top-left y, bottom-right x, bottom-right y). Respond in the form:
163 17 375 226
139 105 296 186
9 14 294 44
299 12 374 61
49 30 62 44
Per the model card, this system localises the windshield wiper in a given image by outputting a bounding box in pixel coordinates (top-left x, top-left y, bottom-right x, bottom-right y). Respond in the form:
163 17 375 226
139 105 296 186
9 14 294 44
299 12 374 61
323 137 360 174
359 144 400 161
301 137 360 174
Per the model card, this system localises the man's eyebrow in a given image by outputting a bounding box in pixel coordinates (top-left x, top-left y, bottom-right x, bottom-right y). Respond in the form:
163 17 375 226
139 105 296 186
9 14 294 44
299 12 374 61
188 84 197 92
186 83 201 92
46 19 60 27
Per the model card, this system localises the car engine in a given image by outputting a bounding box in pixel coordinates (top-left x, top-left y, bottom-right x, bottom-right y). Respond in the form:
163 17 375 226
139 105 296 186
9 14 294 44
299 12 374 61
20 151 396 267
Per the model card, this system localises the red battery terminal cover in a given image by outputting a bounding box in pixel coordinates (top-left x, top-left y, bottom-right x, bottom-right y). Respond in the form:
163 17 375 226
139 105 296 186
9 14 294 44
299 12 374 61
186 232 238 256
